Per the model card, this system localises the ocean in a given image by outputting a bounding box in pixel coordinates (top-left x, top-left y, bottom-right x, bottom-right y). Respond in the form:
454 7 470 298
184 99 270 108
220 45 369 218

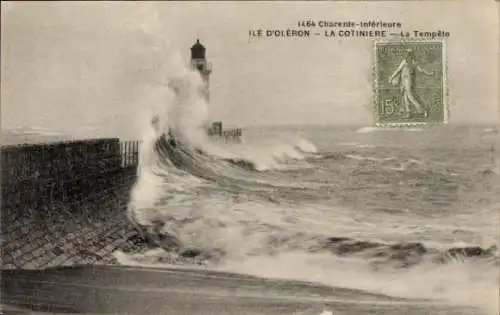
117 121 499 315
3 3 499 313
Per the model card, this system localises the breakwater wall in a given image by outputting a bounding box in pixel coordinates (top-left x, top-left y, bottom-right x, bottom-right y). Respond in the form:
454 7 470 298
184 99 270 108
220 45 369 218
1 139 140 206
1 138 141 269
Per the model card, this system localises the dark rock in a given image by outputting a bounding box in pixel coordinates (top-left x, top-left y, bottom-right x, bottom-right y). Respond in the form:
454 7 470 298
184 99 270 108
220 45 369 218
199 248 226 261
444 246 490 259
326 237 351 243
151 220 182 251
390 242 427 255
179 248 204 258
225 158 256 171
335 241 382 255
388 242 427 267
125 214 183 253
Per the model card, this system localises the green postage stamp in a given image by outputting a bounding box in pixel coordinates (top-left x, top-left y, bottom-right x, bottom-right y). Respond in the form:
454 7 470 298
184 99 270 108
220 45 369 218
373 41 447 126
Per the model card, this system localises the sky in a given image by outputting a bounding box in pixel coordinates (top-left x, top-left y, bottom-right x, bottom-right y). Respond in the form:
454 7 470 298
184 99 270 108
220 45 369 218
1 1 499 139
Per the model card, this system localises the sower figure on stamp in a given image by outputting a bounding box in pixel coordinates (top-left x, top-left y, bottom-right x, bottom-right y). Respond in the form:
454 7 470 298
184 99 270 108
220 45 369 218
388 48 434 119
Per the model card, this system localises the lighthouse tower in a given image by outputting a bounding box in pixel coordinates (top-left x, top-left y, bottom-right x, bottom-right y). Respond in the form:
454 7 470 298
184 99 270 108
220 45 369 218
190 39 212 102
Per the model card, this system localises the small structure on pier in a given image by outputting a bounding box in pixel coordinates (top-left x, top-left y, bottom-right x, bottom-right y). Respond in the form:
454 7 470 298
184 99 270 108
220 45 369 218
190 39 242 142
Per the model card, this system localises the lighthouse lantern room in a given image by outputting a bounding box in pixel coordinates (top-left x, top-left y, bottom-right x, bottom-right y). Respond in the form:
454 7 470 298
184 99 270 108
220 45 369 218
190 39 212 101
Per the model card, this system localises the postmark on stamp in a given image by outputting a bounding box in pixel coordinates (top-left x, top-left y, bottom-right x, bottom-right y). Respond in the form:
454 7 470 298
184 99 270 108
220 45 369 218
373 40 447 126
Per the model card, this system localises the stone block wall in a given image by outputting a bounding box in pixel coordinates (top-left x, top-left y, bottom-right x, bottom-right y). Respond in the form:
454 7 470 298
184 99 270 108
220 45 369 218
1 139 142 269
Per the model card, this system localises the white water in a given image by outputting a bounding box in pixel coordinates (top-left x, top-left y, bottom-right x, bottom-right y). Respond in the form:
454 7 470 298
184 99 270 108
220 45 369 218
68 9 497 314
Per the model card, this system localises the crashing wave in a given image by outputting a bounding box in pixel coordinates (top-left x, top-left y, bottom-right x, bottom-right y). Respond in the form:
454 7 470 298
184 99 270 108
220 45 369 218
119 49 498 315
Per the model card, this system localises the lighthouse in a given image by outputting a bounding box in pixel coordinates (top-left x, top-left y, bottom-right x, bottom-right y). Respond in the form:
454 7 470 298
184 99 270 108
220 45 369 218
190 39 212 102
189 39 242 141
